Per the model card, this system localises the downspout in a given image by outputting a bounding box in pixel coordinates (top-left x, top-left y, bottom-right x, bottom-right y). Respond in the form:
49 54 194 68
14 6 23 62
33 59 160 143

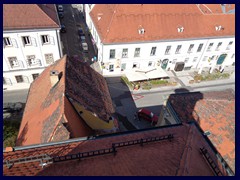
54 4 63 58
56 29 63 57
197 39 210 74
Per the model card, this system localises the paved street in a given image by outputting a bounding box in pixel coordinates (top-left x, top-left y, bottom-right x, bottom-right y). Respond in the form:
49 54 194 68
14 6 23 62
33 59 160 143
106 76 235 131
59 4 96 65
3 89 29 103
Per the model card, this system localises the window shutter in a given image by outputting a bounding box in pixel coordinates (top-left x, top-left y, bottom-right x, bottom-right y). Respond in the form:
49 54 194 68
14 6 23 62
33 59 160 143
11 38 18 48
3 39 6 48
23 75 29 83
49 36 55 45
18 60 25 68
31 37 37 47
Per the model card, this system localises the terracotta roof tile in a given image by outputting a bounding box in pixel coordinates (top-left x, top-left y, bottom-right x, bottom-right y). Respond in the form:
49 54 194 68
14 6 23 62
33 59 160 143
90 4 234 44
66 56 114 121
3 4 59 30
3 124 229 176
168 89 235 172
17 55 111 146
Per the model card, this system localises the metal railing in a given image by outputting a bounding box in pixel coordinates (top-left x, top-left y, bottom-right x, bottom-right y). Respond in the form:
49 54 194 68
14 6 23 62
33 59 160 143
4 134 174 168
200 147 223 176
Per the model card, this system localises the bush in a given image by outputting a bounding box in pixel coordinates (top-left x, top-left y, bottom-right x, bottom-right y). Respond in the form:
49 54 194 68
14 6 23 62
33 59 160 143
142 84 152 90
3 120 20 148
150 79 168 85
121 76 133 89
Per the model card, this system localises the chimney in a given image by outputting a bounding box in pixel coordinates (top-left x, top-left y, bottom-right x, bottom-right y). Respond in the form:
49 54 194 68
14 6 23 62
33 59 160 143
50 70 61 87
5 147 14 152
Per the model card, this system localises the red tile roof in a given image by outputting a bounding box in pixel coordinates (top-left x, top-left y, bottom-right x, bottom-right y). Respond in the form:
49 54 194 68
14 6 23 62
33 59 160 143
3 124 229 176
17 55 115 146
168 89 235 173
66 56 115 121
90 4 235 44
3 4 60 30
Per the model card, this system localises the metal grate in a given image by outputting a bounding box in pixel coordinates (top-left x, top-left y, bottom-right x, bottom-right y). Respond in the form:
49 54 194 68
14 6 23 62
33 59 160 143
114 134 174 148
3 154 52 169
200 147 223 176
4 134 174 167
53 147 115 163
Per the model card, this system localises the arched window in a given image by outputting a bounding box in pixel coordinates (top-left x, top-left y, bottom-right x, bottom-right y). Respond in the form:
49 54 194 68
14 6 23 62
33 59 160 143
217 54 227 65
161 59 169 69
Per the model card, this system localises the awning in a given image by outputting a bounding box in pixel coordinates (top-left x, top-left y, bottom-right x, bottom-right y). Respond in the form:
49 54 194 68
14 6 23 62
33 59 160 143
126 67 169 82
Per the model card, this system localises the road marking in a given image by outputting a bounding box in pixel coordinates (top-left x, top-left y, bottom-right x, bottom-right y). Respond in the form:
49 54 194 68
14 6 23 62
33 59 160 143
132 94 144 101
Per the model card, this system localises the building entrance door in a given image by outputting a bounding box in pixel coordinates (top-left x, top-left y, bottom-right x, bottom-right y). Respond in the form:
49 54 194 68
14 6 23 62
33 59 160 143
161 59 169 69
217 54 227 65
109 64 114 72
174 62 185 71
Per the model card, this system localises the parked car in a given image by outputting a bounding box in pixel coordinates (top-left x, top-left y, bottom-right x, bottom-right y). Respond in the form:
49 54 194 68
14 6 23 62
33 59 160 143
60 25 66 33
58 12 64 19
137 108 158 125
78 28 84 36
57 5 64 12
81 42 88 52
80 35 86 42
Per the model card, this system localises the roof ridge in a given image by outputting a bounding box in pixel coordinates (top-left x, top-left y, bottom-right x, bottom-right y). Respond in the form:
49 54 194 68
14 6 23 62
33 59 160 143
47 56 68 142
103 4 118 42
36 4 59 27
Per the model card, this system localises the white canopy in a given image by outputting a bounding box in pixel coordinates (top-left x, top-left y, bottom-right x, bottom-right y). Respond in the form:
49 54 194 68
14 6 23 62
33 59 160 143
126 67 169 82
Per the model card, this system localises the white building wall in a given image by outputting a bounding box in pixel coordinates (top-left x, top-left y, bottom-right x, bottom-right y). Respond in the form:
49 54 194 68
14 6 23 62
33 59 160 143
99 37 235 76
3 29 61 88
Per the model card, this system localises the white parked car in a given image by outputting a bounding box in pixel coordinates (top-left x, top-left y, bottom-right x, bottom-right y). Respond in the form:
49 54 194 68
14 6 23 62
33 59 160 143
57 5 64 12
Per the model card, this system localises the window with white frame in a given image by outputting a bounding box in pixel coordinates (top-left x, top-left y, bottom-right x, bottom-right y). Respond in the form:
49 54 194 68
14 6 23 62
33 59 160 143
27 55 37 66
150 47 157 56
8 57 19 68
207 43 214 51
3 37 12 47
132 62 139 68
226 41 233 50
165 46 171 55
134 48 140 57
109 49 115 59
215 42 222 51
41 35 50 44
45 53 54 64
122 48 128 58
184 58 189 63
197 43 203 52
187 44 194 53
193 57 198 62
172 59 177 64
32 73 39 80
3 77 6 85
148 61 154 67
175 45 182 54
15 75 24 83
22 36 31 46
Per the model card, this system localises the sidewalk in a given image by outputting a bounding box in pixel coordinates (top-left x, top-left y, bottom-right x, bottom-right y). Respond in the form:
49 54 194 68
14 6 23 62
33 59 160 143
131 69 235 94
3 83 31 91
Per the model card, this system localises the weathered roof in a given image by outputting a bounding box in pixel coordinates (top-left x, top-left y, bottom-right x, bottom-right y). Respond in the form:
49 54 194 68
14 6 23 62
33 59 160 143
90 4 235 44
16 55 115 146
168 89 235 173
3 124 228 176
65 56 115 121
3 4 60 30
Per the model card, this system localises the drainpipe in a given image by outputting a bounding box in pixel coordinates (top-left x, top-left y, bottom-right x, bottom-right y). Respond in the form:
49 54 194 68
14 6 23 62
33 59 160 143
197 39 210 74
56 29 63 57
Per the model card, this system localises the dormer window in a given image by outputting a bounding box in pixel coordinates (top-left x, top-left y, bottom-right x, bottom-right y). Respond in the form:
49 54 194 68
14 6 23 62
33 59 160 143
215 25 223 31
177 26 184 33
138 28 145 34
